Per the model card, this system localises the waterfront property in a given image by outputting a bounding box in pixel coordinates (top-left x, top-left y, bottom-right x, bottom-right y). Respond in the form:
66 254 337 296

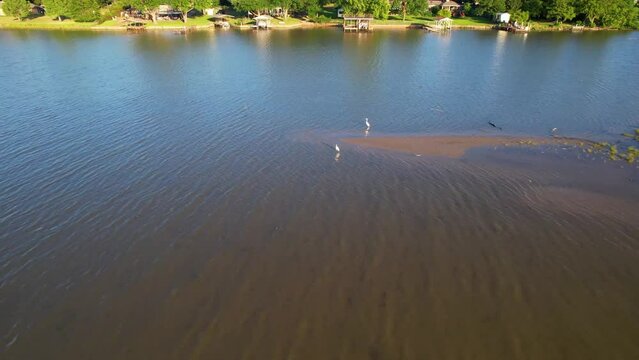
441 0 462 13
495 12 511 23
343 16 373 32
253 15 272 29
428 0 462 13
157 4 182 20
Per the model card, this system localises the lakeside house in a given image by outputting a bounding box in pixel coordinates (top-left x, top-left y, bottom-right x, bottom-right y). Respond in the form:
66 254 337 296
427 0 443 9
158 5 181 20
441 0 461 12
428 0 461 14
0 2 5 16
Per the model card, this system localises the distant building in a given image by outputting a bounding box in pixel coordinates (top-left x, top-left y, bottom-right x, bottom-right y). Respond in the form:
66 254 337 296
428 0 461 14
441 0 461 12
428 0 443 9
157 4 181 20
495 12 511 23
0 2 5 17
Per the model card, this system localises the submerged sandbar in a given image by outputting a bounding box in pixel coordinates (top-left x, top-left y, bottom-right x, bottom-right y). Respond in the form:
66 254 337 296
343 135 587 158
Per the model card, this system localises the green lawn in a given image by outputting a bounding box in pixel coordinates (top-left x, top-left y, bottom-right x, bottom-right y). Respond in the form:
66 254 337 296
528 20 572 30
372 15 493 27
0 15 96 29
451 16 493 26
99 19 121 27
147 15 214 27
229 17 254 26
270 16 303 26
0 14 217 29
374 15 431 26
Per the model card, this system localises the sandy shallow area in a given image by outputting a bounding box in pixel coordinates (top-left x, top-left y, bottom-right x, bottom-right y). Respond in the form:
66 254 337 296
343 135 589 158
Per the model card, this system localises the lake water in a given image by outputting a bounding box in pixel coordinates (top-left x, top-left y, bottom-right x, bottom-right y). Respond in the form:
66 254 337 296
1 29 639 359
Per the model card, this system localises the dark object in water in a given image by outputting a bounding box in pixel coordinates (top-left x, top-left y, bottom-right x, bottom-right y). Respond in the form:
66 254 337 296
488 121 502 130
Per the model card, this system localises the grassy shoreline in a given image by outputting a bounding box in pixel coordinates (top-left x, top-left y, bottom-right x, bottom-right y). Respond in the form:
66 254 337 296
0 15 628 32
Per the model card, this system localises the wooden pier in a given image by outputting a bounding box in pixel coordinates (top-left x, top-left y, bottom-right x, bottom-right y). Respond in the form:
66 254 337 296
253 15 272 30
343 16 373 32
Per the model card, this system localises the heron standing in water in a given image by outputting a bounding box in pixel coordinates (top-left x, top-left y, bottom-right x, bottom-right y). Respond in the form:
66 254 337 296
365 118 371 130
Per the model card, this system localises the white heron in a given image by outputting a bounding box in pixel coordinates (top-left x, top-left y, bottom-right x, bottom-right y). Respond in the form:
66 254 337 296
365 118 371 130
335 144 340 153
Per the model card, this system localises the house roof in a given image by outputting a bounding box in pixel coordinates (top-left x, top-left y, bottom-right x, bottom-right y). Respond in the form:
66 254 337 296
442 0 461 6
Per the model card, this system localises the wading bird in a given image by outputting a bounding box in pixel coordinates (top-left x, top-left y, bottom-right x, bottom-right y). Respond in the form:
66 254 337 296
335 144 340 153
365 118 371 130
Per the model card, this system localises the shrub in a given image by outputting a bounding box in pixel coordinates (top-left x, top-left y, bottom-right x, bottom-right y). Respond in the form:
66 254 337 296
511 9 529 23
309 14 330 23
437 8 452 17
3 0 31 20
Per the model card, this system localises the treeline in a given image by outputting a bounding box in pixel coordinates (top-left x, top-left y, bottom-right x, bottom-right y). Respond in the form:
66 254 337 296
339 0 639 28
473 0 639 28
2 0 638 28
226 0 328 20
2 0 220 22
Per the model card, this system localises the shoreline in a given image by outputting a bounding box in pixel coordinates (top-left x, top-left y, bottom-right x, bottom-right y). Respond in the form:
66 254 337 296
0 18 629 33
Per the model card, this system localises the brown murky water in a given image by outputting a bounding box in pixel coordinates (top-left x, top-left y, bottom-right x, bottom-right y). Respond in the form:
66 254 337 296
5 139 639 359
1 30 639 359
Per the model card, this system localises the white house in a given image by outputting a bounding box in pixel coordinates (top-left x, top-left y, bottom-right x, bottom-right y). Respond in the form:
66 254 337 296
495 12 511 23
0 1 5 16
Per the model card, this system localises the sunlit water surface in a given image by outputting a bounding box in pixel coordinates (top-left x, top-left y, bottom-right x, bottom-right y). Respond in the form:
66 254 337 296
1 29 639 359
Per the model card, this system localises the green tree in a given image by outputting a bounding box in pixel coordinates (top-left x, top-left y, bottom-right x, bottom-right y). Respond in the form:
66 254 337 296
340 0 367 15
437 7 451 17
522 0 544 18
546 0 575 23
507 0 522 11
601 0 638 28
71 0 101 21
2 0 31 19
474 0 506 16
406 0 428 15
43 0 74 20
369 0 389 18
576 0 604 25
390 0 428 19
297 0 321 16
231 0 270 14
128 0 162 22
171 0 211 22
271 0 295 19
511 9 529 22
462 1 474 16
